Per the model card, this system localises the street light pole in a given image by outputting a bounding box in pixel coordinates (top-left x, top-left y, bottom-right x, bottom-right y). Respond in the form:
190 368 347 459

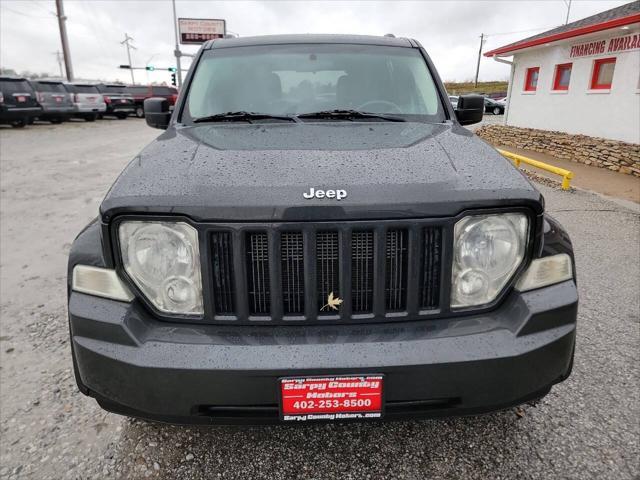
55 0 74 81
171 0 183 87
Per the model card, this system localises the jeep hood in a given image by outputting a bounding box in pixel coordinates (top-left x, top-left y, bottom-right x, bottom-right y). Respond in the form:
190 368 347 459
100 122 543 222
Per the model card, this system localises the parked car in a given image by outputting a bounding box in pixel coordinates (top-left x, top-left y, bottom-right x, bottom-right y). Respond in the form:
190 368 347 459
448 95 458 109
69 34 577 425
96 84 135 119
126 85 179 118
30 80 74 123
0 76 42 128
484 97 505 115
64 83 106 121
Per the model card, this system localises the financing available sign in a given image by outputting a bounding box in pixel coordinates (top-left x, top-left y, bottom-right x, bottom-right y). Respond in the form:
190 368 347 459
178 18 226 44
569 33 640 58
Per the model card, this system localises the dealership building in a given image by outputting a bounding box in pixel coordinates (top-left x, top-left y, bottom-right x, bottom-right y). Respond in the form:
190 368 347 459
485 2 640 144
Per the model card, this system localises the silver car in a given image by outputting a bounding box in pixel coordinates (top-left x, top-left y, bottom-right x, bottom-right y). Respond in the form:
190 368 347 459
64 84 107 122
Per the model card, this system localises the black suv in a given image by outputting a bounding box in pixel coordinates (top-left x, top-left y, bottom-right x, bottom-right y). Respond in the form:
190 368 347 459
68 35 577 424
0 77 41 127
96 84 135 119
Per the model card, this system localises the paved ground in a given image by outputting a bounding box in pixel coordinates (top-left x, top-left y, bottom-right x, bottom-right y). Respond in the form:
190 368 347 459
1 119 638 479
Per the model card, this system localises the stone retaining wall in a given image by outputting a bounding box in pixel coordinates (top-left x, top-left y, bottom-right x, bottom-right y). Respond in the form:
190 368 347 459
476 125 640 177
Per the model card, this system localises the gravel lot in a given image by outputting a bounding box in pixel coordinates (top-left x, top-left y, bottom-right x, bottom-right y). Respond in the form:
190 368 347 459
1 119 638 480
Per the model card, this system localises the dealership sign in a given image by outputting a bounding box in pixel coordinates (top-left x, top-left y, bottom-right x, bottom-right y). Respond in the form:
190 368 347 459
178 18 226 44
570 33 640 58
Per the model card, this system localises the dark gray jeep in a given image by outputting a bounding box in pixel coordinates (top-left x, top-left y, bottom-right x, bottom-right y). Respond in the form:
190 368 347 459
68 35 577 424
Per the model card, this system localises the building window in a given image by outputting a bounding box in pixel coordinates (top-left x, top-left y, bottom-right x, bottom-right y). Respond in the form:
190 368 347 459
591 58 616 90
524 67 539 92
553 63 572 91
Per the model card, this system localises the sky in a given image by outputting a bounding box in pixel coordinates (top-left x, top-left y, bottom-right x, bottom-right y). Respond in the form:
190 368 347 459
0 0 631 84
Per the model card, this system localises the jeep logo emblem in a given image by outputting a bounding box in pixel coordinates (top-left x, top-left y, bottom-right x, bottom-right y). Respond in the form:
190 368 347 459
303 187 347 200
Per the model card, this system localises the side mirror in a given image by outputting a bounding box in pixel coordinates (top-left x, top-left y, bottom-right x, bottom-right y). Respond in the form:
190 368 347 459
144 97 171 129
455 94 484 126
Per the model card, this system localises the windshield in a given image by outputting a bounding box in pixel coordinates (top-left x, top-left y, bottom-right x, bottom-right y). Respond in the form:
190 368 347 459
0 80 33 94
71 85 100 94
185 44 445 122
35 82 66 93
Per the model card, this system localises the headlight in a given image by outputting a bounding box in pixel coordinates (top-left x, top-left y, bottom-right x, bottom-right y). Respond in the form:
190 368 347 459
452 213 528 308
119 221 203 315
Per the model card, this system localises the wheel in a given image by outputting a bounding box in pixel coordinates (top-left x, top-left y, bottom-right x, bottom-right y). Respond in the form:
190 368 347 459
135 106 145 118
97 114 104 120
85 114 97 122
493 107 502 115
50 118 63 124
116 113 128 119
11 119 27 128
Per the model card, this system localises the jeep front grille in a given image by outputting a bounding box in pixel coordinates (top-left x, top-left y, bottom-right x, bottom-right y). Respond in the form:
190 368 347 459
208 222 443 324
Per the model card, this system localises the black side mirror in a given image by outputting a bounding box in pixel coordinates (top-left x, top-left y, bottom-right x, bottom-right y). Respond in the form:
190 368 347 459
144 97 171 129
455 94 484 126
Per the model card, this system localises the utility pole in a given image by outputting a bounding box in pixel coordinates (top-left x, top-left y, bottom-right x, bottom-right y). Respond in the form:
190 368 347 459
55 0 73 81
53 51 64 78
121 33 136 84
474 33 485 88
171 0 183 87
564 0 572 24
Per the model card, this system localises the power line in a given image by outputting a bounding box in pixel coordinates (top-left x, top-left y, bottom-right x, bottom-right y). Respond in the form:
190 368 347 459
485 25 559 38
0 4 53 19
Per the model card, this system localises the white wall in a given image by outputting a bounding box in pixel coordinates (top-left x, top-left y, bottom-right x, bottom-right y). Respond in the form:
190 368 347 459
505 28 640 144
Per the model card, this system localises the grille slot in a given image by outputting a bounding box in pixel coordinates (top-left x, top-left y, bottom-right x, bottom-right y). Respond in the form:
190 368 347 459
316 232 339 314
281 232 304 314
246 232 270 315
385 229 408 311
351 231 374 313
421 227 442 309
211 232 235 314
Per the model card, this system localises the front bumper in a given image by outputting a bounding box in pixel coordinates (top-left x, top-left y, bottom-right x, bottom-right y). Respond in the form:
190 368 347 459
69 280 577 424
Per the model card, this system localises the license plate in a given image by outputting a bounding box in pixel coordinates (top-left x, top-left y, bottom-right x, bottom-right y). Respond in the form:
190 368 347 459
16 96 26 103
55 97 62 103
120 99 127 103
280 375 384 422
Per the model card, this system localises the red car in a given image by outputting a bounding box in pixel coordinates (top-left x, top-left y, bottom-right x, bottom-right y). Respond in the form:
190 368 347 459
126 85 178 118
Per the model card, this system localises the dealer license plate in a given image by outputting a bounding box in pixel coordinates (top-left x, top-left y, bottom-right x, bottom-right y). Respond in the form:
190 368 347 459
280 375 384 422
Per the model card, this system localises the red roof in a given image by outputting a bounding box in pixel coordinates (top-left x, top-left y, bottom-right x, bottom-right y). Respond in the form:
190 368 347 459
484 2 640 57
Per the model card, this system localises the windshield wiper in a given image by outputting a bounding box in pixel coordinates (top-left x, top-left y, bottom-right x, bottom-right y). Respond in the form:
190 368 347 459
297 109 406 122
193 111 296 123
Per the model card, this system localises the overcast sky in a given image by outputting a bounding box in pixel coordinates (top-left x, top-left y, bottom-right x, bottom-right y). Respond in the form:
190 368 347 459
0 0 631 84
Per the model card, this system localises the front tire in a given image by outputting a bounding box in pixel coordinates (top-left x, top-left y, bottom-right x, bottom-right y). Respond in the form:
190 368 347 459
85 114 97 122
11 119 27 128
50 118 63 124
116 113 128 120
135 106 144 118
493 107 502 115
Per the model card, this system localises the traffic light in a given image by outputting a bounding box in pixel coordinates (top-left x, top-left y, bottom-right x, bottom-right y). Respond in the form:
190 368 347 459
168 67 177 73
170 72 177 86
145 65 155 71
